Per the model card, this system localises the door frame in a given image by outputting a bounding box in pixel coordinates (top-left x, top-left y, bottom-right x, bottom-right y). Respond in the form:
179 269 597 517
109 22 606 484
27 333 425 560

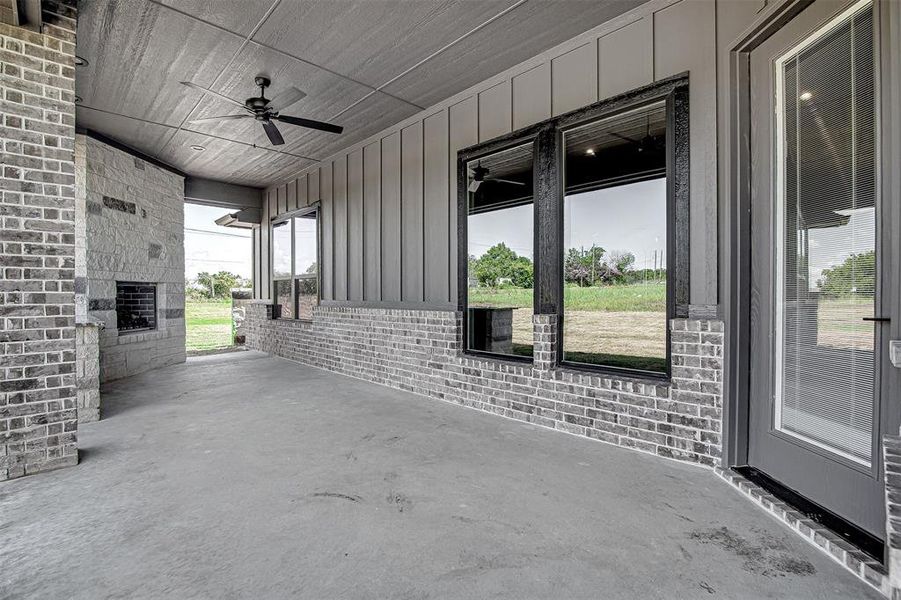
724 0 901 550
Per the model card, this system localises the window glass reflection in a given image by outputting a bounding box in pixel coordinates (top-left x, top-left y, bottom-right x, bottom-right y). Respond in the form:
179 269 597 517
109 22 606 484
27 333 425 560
466 143 534 358
562 102 668 373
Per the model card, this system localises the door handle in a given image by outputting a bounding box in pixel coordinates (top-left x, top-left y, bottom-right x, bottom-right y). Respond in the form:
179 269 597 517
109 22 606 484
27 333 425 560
863 317 891 322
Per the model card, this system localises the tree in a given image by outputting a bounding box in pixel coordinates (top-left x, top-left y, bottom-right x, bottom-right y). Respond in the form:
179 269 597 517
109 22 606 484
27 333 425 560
817 250 875 297
509 258 534 288
471 243 533 288
564 248 591 286
467 255 479 286
599 250 635 284
193 271 250 299
563 246 637 286
564 245 606 286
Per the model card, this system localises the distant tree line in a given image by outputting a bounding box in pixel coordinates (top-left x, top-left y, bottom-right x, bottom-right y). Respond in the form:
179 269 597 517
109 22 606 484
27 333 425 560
469 243 665 289
817 250 875 297
187 271 251 300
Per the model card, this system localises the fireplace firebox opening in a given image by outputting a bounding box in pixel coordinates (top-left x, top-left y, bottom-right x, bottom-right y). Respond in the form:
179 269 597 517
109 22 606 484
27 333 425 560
116 281 157 334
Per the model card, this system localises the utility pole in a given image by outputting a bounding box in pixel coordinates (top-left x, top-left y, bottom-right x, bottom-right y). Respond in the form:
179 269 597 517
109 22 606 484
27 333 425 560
590 246 596 286
643 252 648 285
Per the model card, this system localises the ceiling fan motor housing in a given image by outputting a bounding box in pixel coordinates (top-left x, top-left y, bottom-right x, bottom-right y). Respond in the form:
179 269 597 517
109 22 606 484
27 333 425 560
247 76 272 117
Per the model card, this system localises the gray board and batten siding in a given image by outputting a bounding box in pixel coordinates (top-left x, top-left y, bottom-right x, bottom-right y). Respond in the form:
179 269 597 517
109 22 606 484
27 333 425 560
253 0 768 312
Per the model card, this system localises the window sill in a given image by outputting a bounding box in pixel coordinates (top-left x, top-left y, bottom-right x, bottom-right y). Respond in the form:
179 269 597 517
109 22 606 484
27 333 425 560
275 317 313 324
459 349 670 387
557 360 670 385
462 349 534 366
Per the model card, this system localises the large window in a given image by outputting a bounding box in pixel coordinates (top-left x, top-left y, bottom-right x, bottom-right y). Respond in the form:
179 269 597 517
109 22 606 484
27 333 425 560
465 142 534 358
272 207 320 320
458 77 687 377
272 219 293 318
562 103 669 373
293 213 319 320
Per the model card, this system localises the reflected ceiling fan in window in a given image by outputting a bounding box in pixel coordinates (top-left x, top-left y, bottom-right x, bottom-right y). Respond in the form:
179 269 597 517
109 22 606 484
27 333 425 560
608 116 664 154
467 163 527 192
180 76 343 146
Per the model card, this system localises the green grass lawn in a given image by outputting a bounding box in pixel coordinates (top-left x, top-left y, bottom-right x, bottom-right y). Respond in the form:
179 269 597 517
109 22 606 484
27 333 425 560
186 300 233 352
469 282 666 312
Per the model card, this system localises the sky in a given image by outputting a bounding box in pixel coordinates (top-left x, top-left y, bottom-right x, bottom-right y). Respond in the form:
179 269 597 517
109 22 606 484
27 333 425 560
468 178 668 270
272 216 318 278
184 204 252 280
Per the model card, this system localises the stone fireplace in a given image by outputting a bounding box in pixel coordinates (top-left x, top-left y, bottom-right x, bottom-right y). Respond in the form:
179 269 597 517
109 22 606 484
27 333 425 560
116 282 158 333
75 134 186 383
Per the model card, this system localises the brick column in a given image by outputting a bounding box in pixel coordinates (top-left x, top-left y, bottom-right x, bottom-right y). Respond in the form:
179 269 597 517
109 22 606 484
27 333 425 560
0 1 78 480
532 314 557 375
244 301 275 353
666 318 724 463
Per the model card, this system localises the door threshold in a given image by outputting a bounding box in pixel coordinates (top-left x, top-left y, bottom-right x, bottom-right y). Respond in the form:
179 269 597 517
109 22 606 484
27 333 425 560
716 467 887 595
733 466 883 562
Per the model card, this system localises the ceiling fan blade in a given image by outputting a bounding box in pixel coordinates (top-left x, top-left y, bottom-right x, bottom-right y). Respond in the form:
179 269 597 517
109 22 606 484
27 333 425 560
188 114 252 124
268 86 307 113
490 178 526 186
274 114 343 134
468 180 481 193
181 81 248 111
262 120 285 146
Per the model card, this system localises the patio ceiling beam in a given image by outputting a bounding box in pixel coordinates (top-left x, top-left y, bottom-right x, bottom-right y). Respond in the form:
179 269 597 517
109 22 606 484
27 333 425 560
185 177 263 211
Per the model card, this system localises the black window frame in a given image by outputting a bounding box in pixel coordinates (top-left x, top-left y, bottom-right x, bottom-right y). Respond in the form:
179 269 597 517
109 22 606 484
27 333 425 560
457 74 690 379
271 203 321 322
458 137 539 364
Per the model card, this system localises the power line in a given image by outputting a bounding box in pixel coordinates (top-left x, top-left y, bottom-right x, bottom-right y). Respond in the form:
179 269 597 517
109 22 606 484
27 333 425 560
184 227 251 239
186 258 248 265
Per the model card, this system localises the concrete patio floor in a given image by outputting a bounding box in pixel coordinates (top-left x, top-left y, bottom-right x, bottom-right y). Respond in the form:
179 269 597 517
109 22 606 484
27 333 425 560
0 352 880 599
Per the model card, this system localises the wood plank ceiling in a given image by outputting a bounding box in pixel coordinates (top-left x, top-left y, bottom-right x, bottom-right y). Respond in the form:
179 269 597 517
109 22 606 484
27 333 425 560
75 0 649 188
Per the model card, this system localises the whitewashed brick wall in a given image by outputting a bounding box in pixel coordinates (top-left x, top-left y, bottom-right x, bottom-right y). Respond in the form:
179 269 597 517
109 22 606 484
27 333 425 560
246 305 724 467
0 0 78 480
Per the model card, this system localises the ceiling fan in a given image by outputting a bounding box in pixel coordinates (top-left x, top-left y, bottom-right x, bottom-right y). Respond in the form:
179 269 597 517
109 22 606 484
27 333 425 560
608 116 663 153
180 76 343 146
468 163 526 192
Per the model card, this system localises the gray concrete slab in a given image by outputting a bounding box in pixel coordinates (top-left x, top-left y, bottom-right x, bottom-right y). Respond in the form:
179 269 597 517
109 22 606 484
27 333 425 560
0 352 881 599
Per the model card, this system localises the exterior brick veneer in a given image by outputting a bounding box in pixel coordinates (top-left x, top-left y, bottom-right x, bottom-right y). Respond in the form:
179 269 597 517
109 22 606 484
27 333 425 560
885 435 901 599
716 467 888 595
246 304 724 467
0 1 78 480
